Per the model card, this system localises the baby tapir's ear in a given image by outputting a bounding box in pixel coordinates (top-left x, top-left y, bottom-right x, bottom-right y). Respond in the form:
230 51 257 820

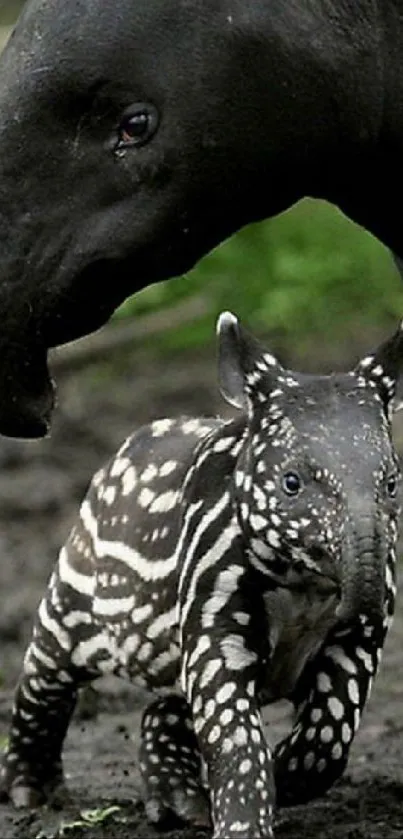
216 311 281 410
356 320 403 412
217 312 246 409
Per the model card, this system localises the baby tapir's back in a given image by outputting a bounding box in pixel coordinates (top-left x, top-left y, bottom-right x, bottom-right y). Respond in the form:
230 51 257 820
55 416 221 688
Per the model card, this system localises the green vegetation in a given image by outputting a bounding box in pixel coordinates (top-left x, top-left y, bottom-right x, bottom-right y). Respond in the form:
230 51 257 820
36 806 122 838
0 1 23 47
115 199 403 359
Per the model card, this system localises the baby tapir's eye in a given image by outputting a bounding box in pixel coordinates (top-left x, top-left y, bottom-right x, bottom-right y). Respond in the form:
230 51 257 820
117 103 159 148
282 471 302 496
386 474 399 498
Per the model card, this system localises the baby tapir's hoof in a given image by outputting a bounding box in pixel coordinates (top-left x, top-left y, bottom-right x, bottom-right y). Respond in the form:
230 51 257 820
140 696 211 829
0 758 68 810
143 784 211 830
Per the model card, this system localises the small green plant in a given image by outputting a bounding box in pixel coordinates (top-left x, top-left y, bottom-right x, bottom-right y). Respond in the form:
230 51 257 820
68 806 121 827
36 805 122 838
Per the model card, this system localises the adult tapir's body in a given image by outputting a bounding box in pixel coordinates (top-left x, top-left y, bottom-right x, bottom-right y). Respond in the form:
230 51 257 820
0 0 401 437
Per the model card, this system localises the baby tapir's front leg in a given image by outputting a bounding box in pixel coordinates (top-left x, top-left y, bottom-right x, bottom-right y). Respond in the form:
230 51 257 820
274 548 396 806
273 617 381 806
178 515 274 839
139 694 211 828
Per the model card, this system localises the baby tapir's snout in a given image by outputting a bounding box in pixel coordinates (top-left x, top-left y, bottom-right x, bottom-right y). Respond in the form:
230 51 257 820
337 501 389 625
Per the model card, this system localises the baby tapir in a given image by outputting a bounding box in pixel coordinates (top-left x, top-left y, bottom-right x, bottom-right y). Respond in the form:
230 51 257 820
1 312 403 838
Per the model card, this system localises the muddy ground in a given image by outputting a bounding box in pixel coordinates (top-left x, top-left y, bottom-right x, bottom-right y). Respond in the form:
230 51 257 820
1 332 403 839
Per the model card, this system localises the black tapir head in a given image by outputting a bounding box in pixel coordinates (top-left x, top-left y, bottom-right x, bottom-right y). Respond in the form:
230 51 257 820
0 0 392 437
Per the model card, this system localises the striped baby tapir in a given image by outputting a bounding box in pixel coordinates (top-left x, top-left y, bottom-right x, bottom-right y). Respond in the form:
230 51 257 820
2 312 403 838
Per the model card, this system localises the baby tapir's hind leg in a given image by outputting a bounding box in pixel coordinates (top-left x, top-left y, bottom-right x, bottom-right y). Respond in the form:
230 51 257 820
0 663 79 808
140 695 211 828
0 542 98 808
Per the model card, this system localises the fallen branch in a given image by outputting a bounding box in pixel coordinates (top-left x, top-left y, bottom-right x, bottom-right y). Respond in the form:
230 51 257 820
49 294 211 373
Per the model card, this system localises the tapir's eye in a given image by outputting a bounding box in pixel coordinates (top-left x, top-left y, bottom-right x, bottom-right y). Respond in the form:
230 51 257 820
386 474 399 498
117 103 159 148
282 471 302 496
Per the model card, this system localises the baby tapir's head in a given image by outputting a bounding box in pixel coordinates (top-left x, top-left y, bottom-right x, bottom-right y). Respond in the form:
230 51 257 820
216 312 403 624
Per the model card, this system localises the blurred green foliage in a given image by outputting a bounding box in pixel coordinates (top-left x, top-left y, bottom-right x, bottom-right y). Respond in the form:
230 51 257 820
0 1 24 26
115 199 403 357
0 0 23 44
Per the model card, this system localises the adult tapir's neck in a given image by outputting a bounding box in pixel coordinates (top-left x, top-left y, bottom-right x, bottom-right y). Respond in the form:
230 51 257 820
341 0 403 255
238 0 403 252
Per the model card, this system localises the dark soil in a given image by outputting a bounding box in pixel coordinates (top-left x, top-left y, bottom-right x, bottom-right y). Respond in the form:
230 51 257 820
1 337 403 839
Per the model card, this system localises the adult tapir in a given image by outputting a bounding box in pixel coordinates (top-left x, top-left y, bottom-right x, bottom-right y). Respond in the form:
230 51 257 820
0 0 401 438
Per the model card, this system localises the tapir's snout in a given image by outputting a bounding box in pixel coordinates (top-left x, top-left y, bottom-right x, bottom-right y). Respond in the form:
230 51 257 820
0 192 238 438
0 343 54 440
0 232 203 439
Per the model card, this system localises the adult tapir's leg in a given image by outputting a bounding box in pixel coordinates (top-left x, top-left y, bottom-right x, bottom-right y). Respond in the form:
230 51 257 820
274 549 395 806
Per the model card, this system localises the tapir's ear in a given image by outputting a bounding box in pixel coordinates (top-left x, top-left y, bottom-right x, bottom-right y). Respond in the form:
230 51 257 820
216 311 281 410
217 312 246 409
355 320 403 412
